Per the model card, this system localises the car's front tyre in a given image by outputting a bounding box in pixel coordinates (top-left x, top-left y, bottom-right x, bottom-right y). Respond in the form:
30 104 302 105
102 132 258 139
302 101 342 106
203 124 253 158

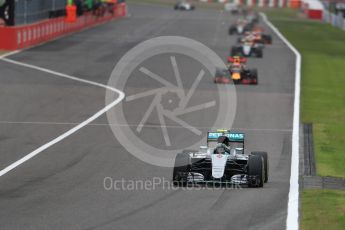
247 155 264 187
263 34 272 44
249 69 258 85
229 27 235 35
172 153 190 186
256 49 263 58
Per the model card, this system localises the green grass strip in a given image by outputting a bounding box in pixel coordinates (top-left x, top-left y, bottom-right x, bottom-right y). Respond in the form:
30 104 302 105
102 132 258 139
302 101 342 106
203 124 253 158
301 189 345 230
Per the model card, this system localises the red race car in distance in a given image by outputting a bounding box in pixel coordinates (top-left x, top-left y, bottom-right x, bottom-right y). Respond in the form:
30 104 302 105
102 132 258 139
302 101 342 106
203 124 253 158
214 56 258 85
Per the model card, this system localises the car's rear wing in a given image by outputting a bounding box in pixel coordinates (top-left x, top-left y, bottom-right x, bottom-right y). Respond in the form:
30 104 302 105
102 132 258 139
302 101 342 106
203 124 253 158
207 130 245 144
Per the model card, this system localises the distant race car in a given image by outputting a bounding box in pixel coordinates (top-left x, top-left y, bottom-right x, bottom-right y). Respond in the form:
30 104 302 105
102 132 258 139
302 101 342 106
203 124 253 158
228 19 253 35
237 31 272 45
214 57 258 85
231 41 263 58
224 3 241 14
214 67 258 85
174 1 195 10
237 32 272 45
172 130 269 187
245 11 260 24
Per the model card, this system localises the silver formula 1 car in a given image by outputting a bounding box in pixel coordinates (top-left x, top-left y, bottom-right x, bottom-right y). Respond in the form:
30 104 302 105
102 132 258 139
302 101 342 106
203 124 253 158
174 1 195 11
173 130 268 187
231 41 264 58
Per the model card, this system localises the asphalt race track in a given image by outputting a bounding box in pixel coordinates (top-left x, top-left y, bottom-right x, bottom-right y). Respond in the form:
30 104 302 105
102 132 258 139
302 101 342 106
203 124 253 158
0 3 295 230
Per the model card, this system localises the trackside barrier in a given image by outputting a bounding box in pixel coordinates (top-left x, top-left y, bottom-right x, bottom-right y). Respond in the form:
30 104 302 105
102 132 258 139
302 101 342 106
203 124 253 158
234 0 296 7
0 3 127 50
289 0 301 8
323 9 345 31
222 0 306 8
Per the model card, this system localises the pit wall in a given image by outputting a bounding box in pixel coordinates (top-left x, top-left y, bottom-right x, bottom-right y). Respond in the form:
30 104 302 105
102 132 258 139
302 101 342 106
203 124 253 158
0 3 127 50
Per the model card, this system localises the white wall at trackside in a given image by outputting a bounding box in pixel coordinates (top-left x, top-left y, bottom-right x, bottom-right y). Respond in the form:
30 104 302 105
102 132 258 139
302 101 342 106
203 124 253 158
323 9 345 30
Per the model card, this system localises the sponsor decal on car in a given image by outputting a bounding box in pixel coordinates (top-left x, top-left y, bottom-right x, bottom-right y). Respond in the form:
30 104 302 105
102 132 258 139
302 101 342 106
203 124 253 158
207 132 245 141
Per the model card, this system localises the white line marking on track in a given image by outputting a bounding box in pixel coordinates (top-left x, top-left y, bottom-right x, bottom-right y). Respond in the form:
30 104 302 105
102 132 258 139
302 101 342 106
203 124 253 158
0 57 125 177
0 51 21 59
261 13 301 230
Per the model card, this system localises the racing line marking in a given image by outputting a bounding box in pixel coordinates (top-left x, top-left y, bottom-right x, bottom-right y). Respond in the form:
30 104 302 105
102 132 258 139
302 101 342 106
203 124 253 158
0 57 125 177
261 13 301 230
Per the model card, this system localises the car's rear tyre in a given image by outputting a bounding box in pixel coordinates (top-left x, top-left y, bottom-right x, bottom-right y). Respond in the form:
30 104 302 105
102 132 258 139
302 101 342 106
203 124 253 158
172 153 190 186
243 25 251 33
251 152 268 182
250 69 258 85
248 155 264 187
263 34 272 44
229 27 235 35
256 49 263 58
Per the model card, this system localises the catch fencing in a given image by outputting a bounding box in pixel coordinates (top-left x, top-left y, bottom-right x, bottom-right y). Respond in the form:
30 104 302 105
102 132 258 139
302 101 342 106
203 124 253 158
323 9 345 30
14 0 66 25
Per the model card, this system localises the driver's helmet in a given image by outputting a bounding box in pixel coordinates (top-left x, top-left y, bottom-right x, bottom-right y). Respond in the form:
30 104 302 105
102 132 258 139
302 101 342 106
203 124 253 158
214 143 229 155
217 135 230 146
232 56 241 64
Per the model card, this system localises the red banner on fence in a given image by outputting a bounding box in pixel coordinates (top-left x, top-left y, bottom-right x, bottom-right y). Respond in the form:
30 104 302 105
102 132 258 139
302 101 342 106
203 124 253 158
0 3 127 50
